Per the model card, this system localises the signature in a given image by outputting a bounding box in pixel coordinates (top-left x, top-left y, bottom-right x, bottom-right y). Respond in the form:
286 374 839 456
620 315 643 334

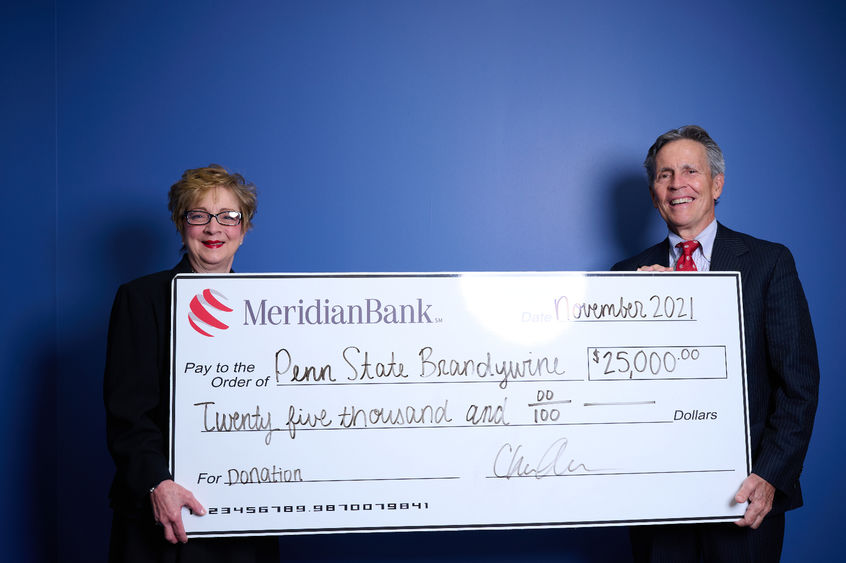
493 437 594 479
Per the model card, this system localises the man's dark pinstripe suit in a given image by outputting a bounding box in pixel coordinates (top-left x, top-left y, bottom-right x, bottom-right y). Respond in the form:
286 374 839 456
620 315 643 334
612 223 819 562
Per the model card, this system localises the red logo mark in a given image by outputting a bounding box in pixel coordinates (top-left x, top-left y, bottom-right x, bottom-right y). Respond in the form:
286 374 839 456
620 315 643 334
188 289 233 337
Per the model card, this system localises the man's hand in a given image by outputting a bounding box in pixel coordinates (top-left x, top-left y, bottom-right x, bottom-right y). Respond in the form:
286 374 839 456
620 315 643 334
733 473 775 529
637 264 673 272
150 479 206 544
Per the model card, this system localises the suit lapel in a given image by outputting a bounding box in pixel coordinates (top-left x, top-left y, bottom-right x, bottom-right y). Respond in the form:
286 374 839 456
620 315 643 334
648 240 670 268
710 223 749 272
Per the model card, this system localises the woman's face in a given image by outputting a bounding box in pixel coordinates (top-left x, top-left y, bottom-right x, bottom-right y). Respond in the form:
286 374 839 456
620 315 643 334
182 186 245 273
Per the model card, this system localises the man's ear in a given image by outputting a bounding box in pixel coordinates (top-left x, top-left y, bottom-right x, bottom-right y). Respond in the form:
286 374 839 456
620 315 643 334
712 173 725 201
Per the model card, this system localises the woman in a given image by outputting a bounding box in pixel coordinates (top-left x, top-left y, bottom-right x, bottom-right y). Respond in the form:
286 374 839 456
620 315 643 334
104 165 279 562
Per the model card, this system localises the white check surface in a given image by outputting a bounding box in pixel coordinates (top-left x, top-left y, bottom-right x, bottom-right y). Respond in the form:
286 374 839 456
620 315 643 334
170 272 750 537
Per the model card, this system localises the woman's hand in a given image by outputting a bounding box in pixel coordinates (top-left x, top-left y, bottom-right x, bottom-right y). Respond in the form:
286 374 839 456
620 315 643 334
150 479 206 544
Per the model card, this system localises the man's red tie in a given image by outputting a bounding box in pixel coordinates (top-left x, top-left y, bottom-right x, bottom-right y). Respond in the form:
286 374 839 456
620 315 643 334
675 240 700 271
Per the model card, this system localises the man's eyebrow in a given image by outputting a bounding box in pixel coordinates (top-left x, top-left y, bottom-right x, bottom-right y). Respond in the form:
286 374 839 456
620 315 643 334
660 163 697 172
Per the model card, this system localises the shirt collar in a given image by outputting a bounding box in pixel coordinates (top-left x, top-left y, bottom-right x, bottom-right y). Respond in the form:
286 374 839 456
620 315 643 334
668 219 718 262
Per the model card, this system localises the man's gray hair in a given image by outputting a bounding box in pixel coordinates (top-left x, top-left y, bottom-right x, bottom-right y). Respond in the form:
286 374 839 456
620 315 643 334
644 125 726 186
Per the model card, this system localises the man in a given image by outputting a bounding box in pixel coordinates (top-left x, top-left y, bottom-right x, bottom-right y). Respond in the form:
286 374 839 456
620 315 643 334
612 126 819 562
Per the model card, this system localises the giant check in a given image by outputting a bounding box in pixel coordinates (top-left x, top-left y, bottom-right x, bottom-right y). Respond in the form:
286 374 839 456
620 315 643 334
170 272 750 537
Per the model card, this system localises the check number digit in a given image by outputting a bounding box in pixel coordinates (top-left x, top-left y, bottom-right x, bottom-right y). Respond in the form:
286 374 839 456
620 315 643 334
204 502 430 516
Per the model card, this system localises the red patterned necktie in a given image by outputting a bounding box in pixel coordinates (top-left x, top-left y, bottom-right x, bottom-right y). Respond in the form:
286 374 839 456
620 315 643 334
675 240 700 271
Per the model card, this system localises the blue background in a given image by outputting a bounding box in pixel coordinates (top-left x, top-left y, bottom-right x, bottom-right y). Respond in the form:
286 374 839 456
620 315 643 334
5 1 844 561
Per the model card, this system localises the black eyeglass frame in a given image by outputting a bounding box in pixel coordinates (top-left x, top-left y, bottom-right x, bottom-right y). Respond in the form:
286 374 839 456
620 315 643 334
183 210 243 226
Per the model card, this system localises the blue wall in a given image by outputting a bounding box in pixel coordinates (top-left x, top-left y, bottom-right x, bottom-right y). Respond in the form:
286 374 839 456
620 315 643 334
5 0 845 561
3 1 56 562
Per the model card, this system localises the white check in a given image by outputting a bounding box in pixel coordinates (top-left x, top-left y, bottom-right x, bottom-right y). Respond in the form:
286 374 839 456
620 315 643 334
170 272 750 537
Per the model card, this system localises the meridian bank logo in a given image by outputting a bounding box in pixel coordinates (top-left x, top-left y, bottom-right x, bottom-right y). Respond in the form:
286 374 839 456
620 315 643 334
188 289 233 337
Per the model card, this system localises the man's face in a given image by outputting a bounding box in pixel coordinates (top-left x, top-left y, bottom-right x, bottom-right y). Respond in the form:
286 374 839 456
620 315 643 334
650 138 724 239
